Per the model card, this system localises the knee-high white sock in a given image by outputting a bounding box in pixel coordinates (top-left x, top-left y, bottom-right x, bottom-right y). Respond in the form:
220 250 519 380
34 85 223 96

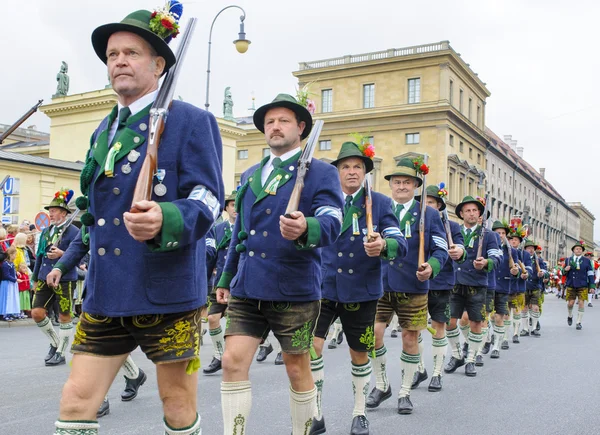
398 351 419 398
290 386 317 435
531 311 540 331
568 305 574 318
477 327 489 356
221 381 251 435
54 420 99 434
459 323 470 340
432 336 448 376
310 355 324 420
372 346 389 391
577 308 584 324
466 331 483 363
492 325 505 351
164 413 201 434
417 333 425 372
210 326 225 360
351 361 372 417
57 322 73 356
521 311 529 332
512 314 521 336
120 355 140 380
447 327 462 358
37 317 59 347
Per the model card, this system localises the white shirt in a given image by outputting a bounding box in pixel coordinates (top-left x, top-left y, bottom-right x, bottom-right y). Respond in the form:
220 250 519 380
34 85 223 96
261 148 302 186
393 198 414 222
108 90 158 144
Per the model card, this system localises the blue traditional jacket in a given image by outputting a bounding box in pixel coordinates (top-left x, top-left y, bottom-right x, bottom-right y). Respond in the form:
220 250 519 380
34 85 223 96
58 101 224 316
526 255 547 291
564 255 595 289
495 243 519 294
383 201 449 294
33 224 79 282
487 232 502 291
430 220 465 291
321 190 407 303
514 250 533 293
218 153 344 302
454 225 501 288
206 220 234 287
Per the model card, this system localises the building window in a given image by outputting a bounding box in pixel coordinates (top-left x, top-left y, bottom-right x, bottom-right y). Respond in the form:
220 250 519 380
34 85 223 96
319 140 331 151
408 78 421 104
237 150 248 160
406 133 420 144
449 80 454 105
449 134 454 146
321 89 333 113
366 136 374 146
477 105 481 127
468 178 474 196
262 148 270 158
448 170 455 201
492 163 495 174
459 141 464 152
468 98 473 120
363 84 375 108
498 168 501 177
477 153 481 164
459 89 464 112
468 147 473 159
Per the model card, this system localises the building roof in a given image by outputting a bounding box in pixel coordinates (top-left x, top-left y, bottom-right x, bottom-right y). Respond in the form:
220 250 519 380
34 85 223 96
0 140 50 149
0 149 83 171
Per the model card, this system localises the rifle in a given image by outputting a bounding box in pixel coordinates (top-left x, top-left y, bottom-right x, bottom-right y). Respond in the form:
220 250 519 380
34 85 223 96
130 18 198 211
534 253 542 275
418 154 428 266
364 173 375 242
504 238 516 270
476 192 490 259
440 208 454 248
47 207 81 252
284 119 324 216
0 100 43 145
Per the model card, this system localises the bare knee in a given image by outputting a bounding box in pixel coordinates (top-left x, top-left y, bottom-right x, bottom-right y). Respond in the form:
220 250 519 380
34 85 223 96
60 379 95 419
207 314 220 329
221 349 249 379
374 322 386 349
31 308 46 323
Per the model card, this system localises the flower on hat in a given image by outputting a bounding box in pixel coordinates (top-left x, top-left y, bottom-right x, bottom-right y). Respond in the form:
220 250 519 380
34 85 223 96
296 82 317 114
412 157 429 175
349 133 376 159
437 182 448 198
475 196 486 207
508 221 527 239
149 1 182 40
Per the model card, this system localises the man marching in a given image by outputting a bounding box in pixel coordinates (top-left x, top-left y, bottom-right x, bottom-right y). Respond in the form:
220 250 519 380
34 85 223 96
444 196 500 377
216 93 344 435
522 239 545 337
31 189 79 367
366 158 448 414
564 240 595 329
412 184 465 392
46 3 224 434
311 141 407 434
203 191 238 375
507 226 530 343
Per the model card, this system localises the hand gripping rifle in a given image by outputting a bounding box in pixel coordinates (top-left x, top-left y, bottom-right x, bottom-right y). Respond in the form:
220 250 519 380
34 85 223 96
476 193 490 259
418 155 429 266
440 208 455 248
364 173 375 242
284 119 324 217
47 206 81 253
130 18 198 211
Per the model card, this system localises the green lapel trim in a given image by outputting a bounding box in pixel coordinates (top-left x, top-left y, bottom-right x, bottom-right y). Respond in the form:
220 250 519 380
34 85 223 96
399 200 417 229
93 106 118 169
113 128 146 163
341 188 365 234
248 156 270 198
461 225 478 246
253 150 300 205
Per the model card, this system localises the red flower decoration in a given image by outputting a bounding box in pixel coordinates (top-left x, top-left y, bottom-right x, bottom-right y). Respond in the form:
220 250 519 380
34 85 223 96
161 18 174 30
420 163 429 175
363 146 375 158
151 11 157 18
172 29 180 38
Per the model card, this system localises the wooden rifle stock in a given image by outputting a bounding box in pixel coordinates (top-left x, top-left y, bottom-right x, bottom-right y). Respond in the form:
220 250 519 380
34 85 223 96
518 259 527 275
505 240 516 269
417 155 428 266
441 209 454 248
365 174 374 242
535 254 542 275
284 175 305 216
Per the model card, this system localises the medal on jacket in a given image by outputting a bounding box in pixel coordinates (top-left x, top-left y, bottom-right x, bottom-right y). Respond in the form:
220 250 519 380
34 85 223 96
404 221 411 238
264 174 282 195
121 162 132 174
128 150 141 163
468 236 475 249
352 213 360 235
154 169 167 196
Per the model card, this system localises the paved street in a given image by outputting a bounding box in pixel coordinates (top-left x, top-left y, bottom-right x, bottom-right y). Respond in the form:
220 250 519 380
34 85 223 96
1 295 599 435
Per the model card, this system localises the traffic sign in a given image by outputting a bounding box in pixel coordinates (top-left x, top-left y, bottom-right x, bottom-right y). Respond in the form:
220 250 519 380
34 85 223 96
35 212 50 232
3 196 11 214
1 216 11 225
2 177 19 195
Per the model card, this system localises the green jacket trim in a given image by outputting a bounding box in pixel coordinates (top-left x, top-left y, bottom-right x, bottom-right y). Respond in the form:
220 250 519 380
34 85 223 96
217 271 234 289
381 238 399 260
486 258 494 273
147 202 184 252
295 217 321 250
428 257 441 279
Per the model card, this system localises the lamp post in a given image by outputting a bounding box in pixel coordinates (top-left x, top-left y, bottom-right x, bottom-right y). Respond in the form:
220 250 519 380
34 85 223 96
205 5 250 111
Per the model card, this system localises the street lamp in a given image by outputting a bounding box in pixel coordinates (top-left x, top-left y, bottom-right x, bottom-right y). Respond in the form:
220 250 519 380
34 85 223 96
205 5 250 111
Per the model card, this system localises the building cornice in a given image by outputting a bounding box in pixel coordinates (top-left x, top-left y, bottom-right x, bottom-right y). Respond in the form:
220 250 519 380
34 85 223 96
40 89 118 116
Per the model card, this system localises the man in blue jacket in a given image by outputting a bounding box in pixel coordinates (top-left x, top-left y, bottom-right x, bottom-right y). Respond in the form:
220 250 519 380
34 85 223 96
216 94 344 435
444 196 501 377
31 190 79 367
46 6 224 435
366 158 448 415
564 240 595 329
203 191 237 375
310 141 407 435
507 230 531 343
523 239 546 337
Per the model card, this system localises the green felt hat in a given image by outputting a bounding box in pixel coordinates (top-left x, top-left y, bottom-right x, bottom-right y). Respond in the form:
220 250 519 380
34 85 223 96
224 190 237 209
524 239 538 249
45 188 74 214
571 240 585 252
492 220 510 232
330 142 374 173
415 185 446 211
253 94 313 140
91 7 180 73
455 195 485 220
384 157 423 187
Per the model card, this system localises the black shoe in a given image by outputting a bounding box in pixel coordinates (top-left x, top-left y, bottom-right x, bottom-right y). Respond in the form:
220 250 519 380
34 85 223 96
327 338 338 349
411 369 428 389
567 316 573 326
490 349 500 359
465 362 477 377
530 330 541 338
520 330 530 337
428 375 442 392
336 330 344 345
462 342 468 358
512 335 520 344
588 302 593 308
274 352 284 365
536 321 541 331
444 356 465 374
45 353 66 366
576 323 582 330
310 416 326 435
256 344 273 362
481 341 491 355
202 357 222 375
391 329 398 338
45 345 58 363
350 415 369 435
397 396 413 414
500 340 509 350
529 317 532 327
475 355 484 367
121 368 147 401
366 386 392 409
51 319 59 327
96 398 110 418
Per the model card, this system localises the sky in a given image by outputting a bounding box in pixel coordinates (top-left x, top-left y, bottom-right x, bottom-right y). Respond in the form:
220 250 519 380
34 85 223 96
2 0 599 236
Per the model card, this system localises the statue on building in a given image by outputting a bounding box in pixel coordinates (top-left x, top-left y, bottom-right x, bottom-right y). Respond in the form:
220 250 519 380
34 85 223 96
53 61 70 98
223 87 234 121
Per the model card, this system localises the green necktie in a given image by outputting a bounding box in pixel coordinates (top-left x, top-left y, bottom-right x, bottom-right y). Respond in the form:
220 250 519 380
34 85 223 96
112 107 131 145
344 195 353 214
466 228 472 237
272 157 282 170
395 203 404 220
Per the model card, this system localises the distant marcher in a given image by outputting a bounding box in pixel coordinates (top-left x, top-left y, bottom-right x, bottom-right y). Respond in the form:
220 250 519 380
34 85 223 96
0 247 20 321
